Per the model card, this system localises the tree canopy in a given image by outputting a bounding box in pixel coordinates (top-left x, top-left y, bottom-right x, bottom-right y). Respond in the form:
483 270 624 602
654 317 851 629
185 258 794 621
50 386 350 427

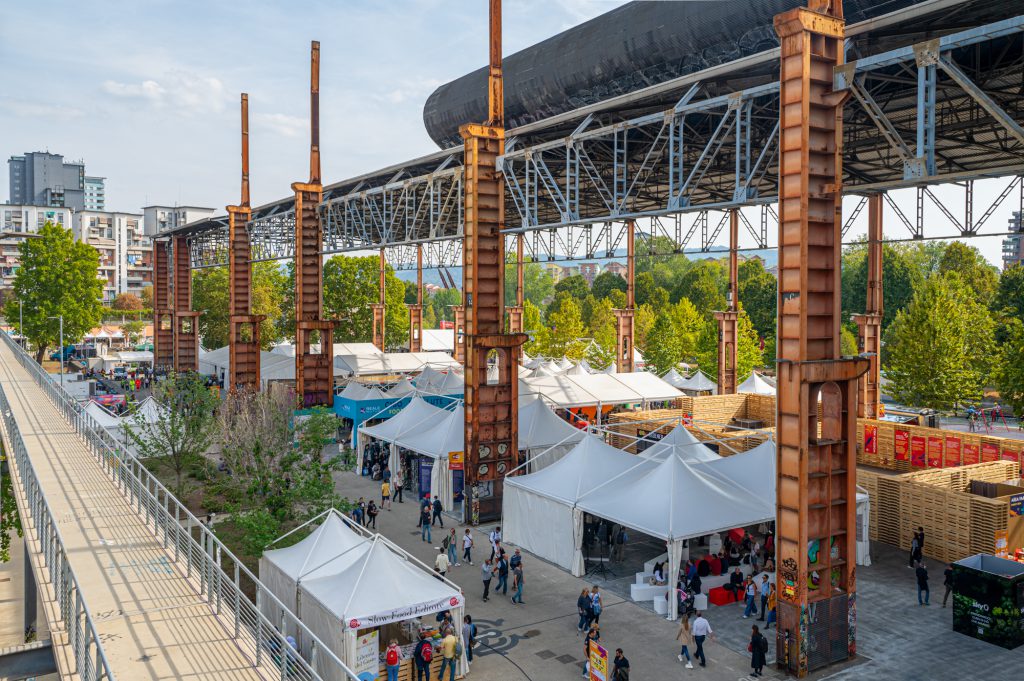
112 292 144 311
322 255 408 348
192 261 288 350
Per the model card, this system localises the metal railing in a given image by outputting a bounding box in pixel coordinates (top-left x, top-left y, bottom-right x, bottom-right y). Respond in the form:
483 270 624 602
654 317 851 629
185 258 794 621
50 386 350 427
0 381 114 680
1 332 359 681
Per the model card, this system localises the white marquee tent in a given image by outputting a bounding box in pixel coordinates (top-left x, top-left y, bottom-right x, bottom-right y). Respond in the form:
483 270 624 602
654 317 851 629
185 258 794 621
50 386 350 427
660 368 690 388
518 371 683 411
738 372 776 395
679 370 718 395
358 397 450 474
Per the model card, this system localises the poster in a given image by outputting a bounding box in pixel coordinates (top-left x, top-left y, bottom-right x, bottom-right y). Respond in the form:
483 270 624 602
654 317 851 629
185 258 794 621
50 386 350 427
994 530 1009 559
589 642 609 681
864 425 877 455
354 630 379 681
982 442 1000 462
944 436 961 467
963 443 980 466
448 451 464 471
910 436 926 468
927 436 944 468
1000 448 1020 473
894 429 910 461
1009 493 1024 517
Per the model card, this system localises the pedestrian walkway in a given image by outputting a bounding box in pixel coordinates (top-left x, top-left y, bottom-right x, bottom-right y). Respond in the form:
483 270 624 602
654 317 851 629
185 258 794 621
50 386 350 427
0 340 277 680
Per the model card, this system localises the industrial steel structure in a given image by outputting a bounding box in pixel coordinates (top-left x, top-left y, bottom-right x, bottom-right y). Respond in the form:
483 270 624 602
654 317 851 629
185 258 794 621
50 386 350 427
150 1 1024 674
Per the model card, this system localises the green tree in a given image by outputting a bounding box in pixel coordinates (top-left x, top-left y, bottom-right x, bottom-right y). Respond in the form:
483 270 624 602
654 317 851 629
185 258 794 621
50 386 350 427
995 318 1024 419
536 296 587 359
738 258 777 340
635 272 669 309
840 324 858 357
994 263 1024 322
522 300 544 355
841 242 921 333
322 255 408 348
192 262 287 350
4 222 103 361
634 304 656 350
673 259 727 315
695 310 764 381
429 288 461 323
643 313 683 375
591 270 627 300
140 285 154 309
122 320 146 346
127 372 218 497
504 256 554 308
553 274 589 301
938 241 999 307
667 298 703 360
1 472 22 563
112 292 144 311
884 274 995 410
423 304 438 329
903 241 948 281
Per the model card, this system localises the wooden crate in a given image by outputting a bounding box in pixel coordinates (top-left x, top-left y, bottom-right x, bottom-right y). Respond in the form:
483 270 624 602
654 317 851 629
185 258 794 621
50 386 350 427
856 419 1023 475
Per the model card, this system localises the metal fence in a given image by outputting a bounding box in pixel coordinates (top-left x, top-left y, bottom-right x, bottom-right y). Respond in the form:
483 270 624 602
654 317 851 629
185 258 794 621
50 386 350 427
0 332 359 681
0 378 114 680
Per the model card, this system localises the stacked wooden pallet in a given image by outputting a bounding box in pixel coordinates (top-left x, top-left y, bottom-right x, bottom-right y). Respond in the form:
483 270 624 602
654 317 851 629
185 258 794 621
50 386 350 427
856 418 1023 475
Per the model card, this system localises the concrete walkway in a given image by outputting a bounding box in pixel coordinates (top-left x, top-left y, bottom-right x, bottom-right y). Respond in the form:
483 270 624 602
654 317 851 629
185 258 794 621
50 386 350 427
0 341 276 680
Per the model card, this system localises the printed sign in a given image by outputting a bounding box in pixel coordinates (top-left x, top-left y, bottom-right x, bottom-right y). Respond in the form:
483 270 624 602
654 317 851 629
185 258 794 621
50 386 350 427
346 594 464 630
894 429 910 461
864 425 878 455
963 443 980 466
589 642 609 681
982 442 1000 462
1000 448 1020 473
448 451 464 471
910 436 926 468
354 630 379 681
1009 493 1024 517
927 436 944 468
994 530 1009 559
945 436 961 467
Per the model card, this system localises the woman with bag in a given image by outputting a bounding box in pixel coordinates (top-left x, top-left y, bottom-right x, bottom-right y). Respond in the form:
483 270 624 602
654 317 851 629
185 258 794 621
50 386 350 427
590 585 603 624
748 624 768 677
385 639 402 681
675 615 695 669
577 588 593 633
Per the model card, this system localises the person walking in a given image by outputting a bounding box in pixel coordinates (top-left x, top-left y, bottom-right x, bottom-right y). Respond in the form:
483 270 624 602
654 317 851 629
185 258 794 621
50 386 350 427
489 526 502 560
511 559 525 604
675 615 695 669
749 624 768 677
393 473 404 503
432 495 444 527
757 574 770 620
582 624 601 678
510 548 523 571
435 547 450 577
462 615 476 664
421 505 432 543
916 561 930 605
576 588 593 633
366 500 379 529
443 529 459 567
381 479 391 511
743 579 757 618
437 628 458 681
413 632 432 681
481 558 495 602
612 525 626 562
496 552 510 595
385 639 402 681
612 648 630 681
462 529 474 565
942 563 955 607
765 584 777 629
418 494 430 527
590 585 603 624
691 611 713 668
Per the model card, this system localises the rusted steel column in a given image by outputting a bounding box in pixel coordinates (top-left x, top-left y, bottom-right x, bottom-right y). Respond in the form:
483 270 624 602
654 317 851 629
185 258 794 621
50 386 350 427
293 41 334 408
774 2 868 675
507 233 524 333
153 240 174 370
713 209 740 393
453 305 465 363
372 248 386 351
228 93 263 393
171 235 200 373
613 220 636 373
408 245 423 352
852 194 883 418
462 0 527 525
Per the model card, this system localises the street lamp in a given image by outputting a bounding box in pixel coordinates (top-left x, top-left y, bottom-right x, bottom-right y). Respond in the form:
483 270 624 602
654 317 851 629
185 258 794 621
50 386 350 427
18 300 23 348
48 315 64 387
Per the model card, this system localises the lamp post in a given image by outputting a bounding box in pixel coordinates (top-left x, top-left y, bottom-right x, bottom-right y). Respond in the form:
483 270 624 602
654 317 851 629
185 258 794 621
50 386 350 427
19 300 23 348
48 315 64 387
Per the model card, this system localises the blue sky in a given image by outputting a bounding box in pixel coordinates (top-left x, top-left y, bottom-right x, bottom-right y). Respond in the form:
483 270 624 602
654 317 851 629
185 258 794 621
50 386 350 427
1 0 1014 265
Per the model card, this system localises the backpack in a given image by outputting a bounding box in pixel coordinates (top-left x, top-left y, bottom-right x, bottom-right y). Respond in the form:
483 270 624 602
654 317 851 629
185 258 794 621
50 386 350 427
419 642 433 664
455 640 463 657
760 634 769 654
386 646 399 666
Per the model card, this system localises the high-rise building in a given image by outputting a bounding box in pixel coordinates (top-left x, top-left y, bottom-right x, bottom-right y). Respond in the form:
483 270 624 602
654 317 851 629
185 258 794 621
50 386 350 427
7 152 87 211
74 211 152 304
1004 211 1023 271
84 176 106 211
141 205 217 236
0 205 73 294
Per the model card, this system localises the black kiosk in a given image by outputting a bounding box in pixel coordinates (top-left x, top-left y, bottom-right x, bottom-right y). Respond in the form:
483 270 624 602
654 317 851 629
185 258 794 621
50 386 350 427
952 554 1024 649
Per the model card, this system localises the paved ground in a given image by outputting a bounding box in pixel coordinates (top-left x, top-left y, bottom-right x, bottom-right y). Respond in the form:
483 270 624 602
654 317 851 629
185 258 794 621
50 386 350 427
334 469 1024 681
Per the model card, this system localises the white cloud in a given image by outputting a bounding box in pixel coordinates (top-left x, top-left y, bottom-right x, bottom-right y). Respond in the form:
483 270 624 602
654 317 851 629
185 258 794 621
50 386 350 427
254 112 307 139
0 98 85 121
369 79 444 106
101 70 228 115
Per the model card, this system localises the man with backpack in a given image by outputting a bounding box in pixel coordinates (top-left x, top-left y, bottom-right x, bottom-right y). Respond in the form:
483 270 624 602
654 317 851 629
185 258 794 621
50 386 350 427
432 495 444 527
413 632 433 681
437 628 460 681
749 624 768 677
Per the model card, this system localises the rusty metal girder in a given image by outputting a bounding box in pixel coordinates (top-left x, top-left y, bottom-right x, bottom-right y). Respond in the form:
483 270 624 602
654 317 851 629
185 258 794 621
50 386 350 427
153 240 174 370
852 193 883 418
408 245 424 351
714 209 740 394
172 235 199 373
613 220 635 373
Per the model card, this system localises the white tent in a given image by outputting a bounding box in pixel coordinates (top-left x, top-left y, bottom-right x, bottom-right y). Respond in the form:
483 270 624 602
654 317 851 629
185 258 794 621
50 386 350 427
680 370 717 394
542 360 564 375
85 400 122 428
394 405 465 512
643 423 721 463
661 368 690 388
529 363 559 378
557 357 574 371
358 397 449 474
517 397 589 470
577 359 595 373
414 366 446 392
565 363 590 376
738 372 776 395
299 536 466 681
602 363 617 374
610 372 685 403
434 370 465 395
519 372 682 411
338 382 369 400
385 376 417 398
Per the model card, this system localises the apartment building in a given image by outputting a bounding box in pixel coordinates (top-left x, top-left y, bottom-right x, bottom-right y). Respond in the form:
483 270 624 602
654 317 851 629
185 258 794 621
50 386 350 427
579 262 601 285
84 176 106 211
141 205 216 236
74 211 152 304
0 205 73 294
8 152 87 210
1004 211 1023 271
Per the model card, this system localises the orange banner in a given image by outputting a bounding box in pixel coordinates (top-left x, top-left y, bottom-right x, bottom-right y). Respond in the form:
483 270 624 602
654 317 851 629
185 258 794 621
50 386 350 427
982 442 1000 463
962 443 980 466
927 436 944 468
911 436 926 468
894 429 910 461
864 425 878 455
944 436 961 467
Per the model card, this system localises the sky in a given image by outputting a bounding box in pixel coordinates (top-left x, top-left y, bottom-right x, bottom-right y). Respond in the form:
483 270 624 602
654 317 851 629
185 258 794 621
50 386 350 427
1 0 1015 267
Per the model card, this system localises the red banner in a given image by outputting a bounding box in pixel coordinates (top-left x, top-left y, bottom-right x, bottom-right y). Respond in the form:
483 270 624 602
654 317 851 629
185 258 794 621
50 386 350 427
927 436 944 468
894 429 910 461
982 442 1000 462
910 436 926 468
1001 448 1021 476
944 436 961 467
864 425 878 455
963 443 980 466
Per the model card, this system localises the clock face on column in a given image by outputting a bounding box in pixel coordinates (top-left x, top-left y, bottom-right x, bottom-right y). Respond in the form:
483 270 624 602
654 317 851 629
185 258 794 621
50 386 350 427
497 443 508 455
478 445 492 459
497 462 507 475
477 463 490 478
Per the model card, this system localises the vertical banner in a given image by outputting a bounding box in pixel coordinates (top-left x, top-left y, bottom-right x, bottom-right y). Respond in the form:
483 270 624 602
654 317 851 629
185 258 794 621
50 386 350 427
910 436 926 468
982 442 1000 462
944 436 961 467
994 530 1009 559
1001 447 1022 477
589 642 609 681
894 429 910 461
927 436 944 468
963 443 980 466
355 630 379 681
864 424 878 455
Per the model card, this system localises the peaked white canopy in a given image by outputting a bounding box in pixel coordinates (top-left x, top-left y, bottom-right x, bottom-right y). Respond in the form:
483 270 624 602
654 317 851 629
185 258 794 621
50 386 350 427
565 363 590 375
738 371 776 395
680 370 718 394
660 367 690 388
394 405 464 458
359 397 447 442
517 397 588 451
338 382 368 400
557 357 574 371
385 376 417 398
85 400 121 428
643 423 721 463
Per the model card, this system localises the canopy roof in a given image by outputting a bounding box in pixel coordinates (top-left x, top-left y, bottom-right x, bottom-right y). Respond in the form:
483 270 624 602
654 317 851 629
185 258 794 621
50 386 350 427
385 376 417 398
300 536 463 629
644 423 720 463
261 511 369 583
519 371 682 408
660 368 689 388
360 397 449 442
338 382 368 400
680 370 717 393
395 404 464 458
504 436 642 505
86 400 122 428
517 397 589 450
738 372 776 395
335 352 460 377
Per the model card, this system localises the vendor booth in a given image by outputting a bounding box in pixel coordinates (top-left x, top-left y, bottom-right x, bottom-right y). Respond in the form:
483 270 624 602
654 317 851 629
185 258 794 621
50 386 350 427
357 397 451 484
952 553 1024 649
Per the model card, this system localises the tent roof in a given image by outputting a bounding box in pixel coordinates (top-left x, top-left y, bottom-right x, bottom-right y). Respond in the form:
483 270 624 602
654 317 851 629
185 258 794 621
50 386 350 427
610 372 684 402
116 350 153 363
681 370 717 392
738 372 776 395
557 357 574 371
360 397 448 442
395 404 464 458
86 400 122 428
518 398 588 450
386 376 417 398
643 424 720 463
504 436 643 505
661 368 689 388
132 396 166 423
339 382 368 400
299 536 462 629
420 329 455 353
261 511 370 583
